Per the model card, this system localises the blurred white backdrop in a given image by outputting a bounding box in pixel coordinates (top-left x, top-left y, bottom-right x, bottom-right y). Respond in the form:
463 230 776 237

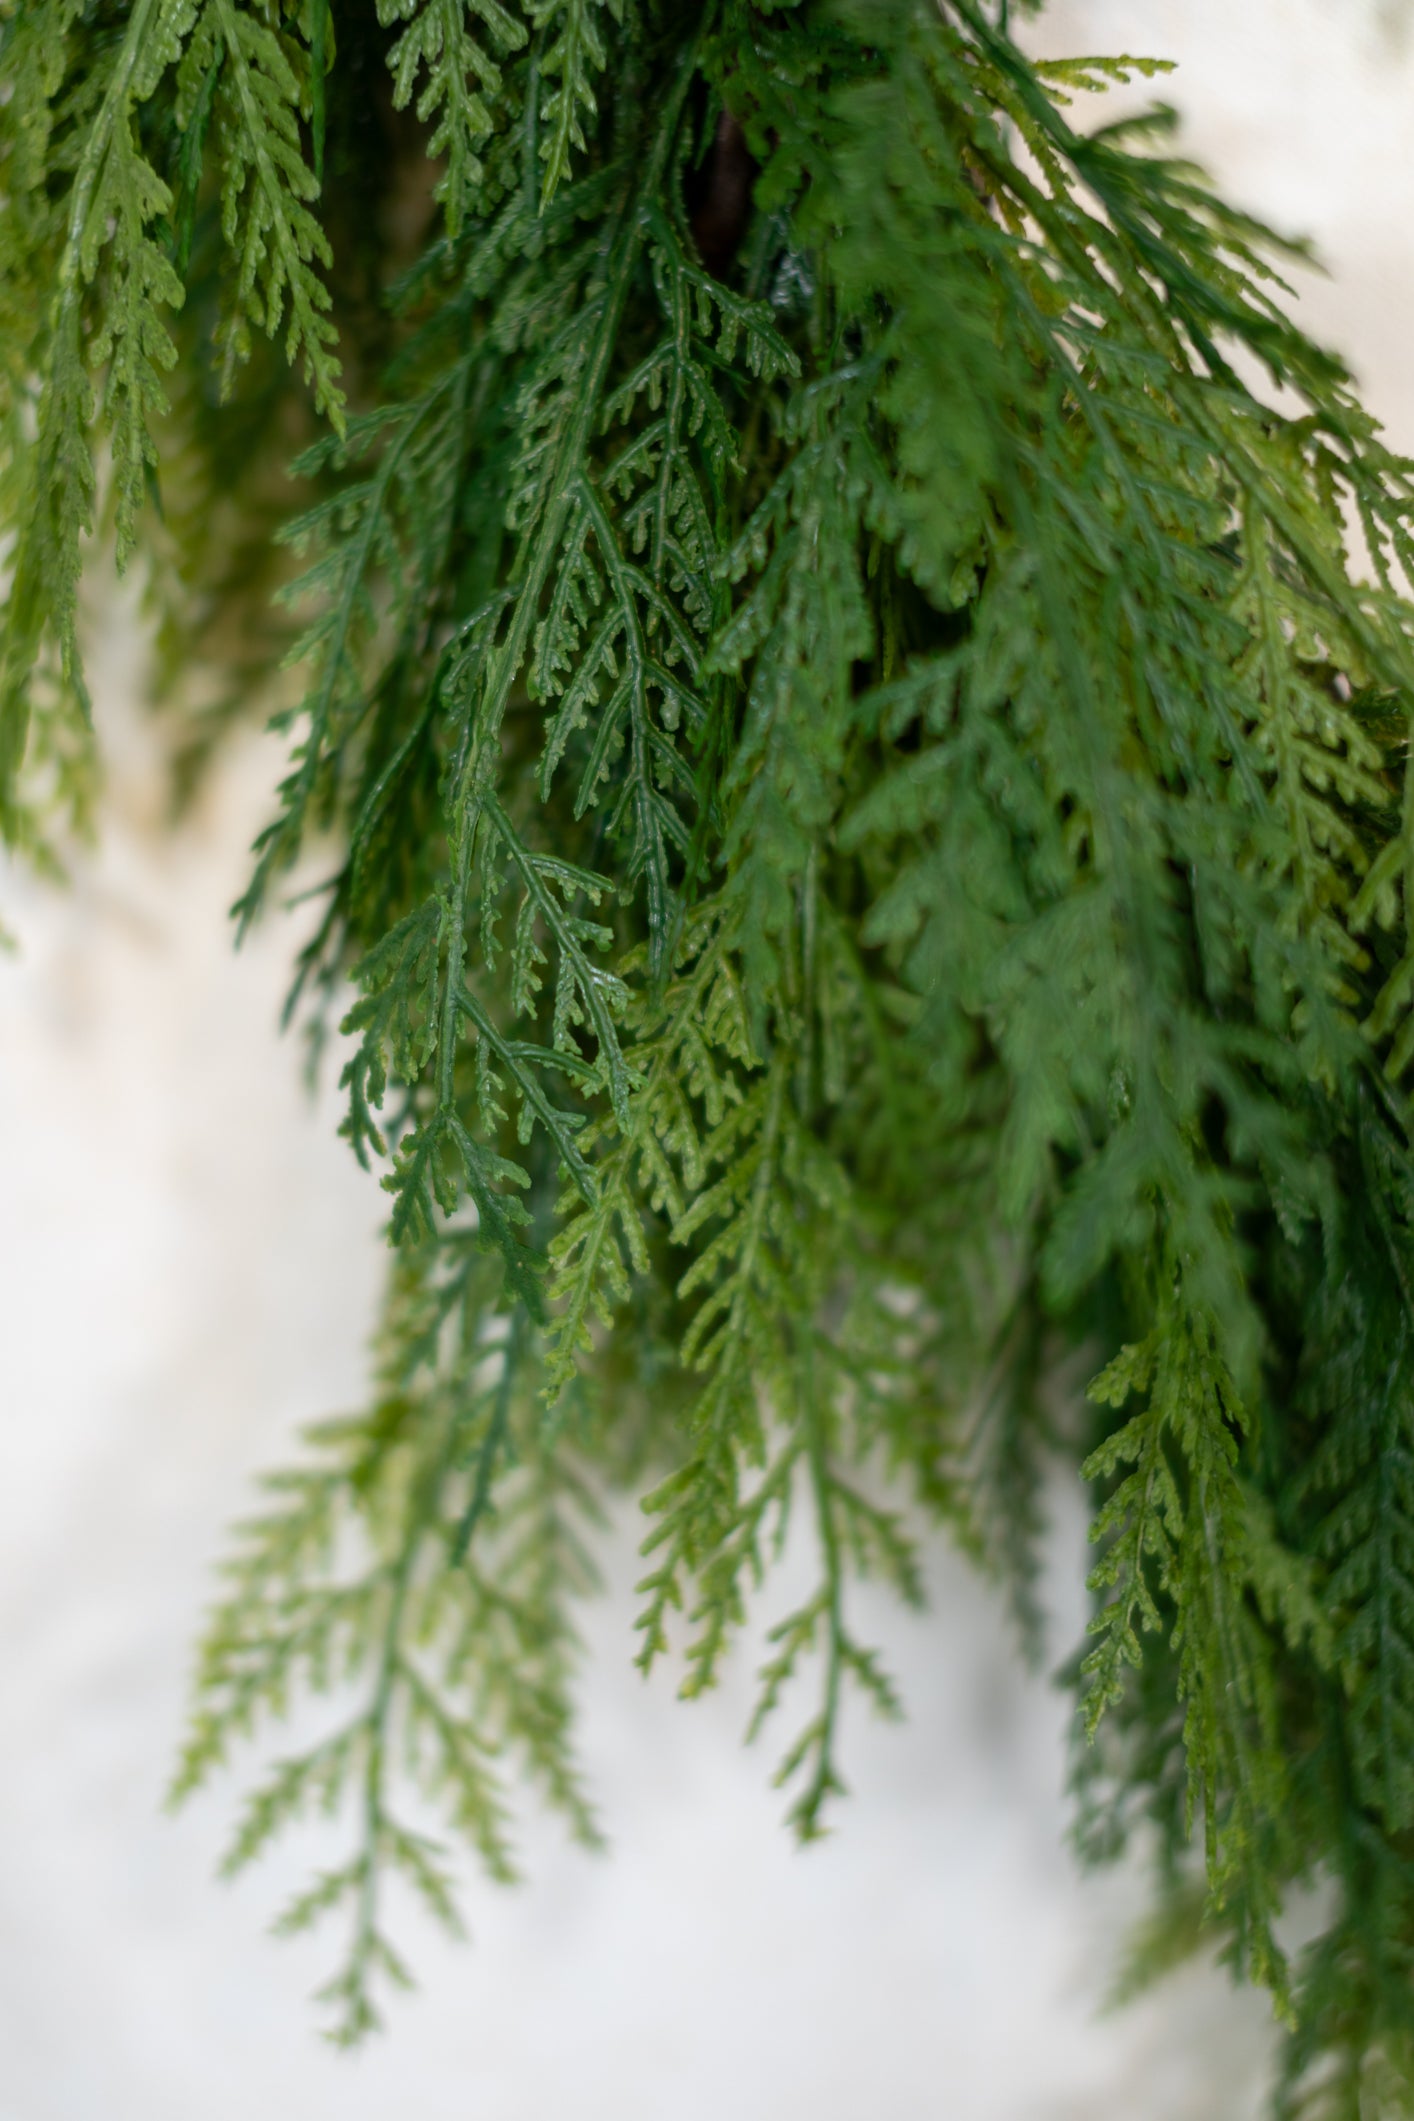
2 6 1412 2116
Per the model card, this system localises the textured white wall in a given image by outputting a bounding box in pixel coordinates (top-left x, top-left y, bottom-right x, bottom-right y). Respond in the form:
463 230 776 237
1 8 1410 2116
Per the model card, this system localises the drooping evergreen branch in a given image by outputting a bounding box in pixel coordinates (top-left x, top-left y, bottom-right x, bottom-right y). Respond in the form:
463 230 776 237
169 1240 600 2043
11 0 1414 2100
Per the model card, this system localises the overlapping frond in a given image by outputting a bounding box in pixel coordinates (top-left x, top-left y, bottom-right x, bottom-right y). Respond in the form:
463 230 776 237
15 0 1414 2095
0 0 195 830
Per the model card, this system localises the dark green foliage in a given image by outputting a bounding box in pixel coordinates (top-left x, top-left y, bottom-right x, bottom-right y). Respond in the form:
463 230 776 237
9 0 1414 2099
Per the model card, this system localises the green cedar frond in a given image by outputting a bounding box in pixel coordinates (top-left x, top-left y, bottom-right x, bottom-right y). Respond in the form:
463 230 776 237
91 115 186 564
0 0 194 830
377 0 527 236
170 1245 600 2041
1276 1829 1414 2121
181 0 345 423
545 906 752 1396
1300 1096 1414 1834
16 0 1414 2091
712 361 878 1000
1032 54 1176 103
528 0 618 206
233 370 467 935
160 0 1414 2057
1083 1275 1296 1996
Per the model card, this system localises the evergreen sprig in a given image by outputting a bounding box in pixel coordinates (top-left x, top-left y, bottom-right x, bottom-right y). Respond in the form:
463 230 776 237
11 0 1414 2100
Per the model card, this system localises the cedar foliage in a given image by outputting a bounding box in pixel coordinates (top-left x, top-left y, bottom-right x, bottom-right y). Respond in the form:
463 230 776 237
6 0 1414 2098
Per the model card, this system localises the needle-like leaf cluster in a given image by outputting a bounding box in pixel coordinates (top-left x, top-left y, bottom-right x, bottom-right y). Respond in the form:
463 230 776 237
10 0 1414 2098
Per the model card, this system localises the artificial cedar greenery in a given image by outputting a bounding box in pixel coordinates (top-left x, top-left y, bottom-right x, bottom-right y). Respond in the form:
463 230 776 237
7 0 1414 2104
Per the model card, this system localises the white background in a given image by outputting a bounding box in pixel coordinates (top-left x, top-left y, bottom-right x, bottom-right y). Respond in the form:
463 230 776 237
2 6 1411 2115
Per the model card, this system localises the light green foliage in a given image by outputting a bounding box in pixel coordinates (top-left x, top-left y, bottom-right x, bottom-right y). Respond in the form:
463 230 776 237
0 0 193 835
378 0 526 234
528 0 619 204
181 0 344 421
11 0 1414 2103
170 1243 600 2042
